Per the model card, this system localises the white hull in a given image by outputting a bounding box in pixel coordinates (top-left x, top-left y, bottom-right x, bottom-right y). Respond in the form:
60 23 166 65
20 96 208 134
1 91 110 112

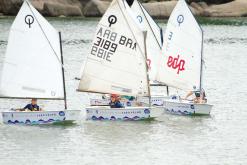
86 106 161 121
2 110 81 125
163 100 213 115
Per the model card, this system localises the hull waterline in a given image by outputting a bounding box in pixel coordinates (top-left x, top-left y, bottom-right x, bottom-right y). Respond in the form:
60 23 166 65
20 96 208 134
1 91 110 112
163 100 213 116
85 106 163 121
2 110 81 125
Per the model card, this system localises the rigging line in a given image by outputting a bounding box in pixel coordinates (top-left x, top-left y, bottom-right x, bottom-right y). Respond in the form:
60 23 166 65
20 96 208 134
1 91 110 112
138 1 162 49
121 0 146 60
25 0 63 67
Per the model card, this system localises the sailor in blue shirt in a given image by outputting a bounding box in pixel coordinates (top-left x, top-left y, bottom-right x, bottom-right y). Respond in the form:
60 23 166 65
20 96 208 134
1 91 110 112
23 98 41 111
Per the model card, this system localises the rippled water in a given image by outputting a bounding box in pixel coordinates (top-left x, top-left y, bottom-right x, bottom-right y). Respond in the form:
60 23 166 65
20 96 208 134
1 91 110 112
0 17 247 165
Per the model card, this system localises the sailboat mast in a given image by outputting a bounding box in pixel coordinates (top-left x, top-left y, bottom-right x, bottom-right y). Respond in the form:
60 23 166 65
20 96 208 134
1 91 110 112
199 30 204 91
143 31 151 106
166 86 169 96
59 32 67 110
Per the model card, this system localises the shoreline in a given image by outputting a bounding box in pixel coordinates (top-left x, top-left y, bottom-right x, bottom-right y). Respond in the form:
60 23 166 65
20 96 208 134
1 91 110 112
0 0 247 18
1 16 247 26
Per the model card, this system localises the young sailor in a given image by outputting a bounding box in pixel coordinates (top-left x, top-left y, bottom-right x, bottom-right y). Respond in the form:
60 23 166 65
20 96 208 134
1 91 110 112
184 87 207 103
109 94 124 108
22 98 42 111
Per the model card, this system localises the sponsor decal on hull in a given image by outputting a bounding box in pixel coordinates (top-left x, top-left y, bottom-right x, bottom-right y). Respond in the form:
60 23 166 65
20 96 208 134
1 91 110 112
6 118 66 125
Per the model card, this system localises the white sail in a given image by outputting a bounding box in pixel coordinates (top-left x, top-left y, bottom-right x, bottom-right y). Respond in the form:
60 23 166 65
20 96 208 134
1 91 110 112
0 0 64 99
78 0 148 96
126 0 163 81
156 0 203 91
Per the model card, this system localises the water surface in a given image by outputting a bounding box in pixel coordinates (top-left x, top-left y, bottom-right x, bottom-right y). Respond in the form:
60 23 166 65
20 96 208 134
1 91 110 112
0 17 247 165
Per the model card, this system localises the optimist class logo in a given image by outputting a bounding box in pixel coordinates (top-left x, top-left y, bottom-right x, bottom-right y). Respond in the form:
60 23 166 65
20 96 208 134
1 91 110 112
137 15 143 23
177 15 184 26
108 15 117 27
167 55 185 74
25 15 34 28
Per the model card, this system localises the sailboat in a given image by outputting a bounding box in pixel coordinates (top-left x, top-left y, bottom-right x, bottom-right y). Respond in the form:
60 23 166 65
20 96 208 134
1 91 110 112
0 0 80 124
156 0 213 115
77 0 162 120
89 0 167 107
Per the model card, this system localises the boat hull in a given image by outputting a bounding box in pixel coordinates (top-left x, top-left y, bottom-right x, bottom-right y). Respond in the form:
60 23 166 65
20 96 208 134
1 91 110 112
2 110 81 125
86 106 153 121
163 100 213 115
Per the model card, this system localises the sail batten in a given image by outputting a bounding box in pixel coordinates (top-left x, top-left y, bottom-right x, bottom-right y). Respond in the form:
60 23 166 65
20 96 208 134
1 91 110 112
0 0 64 99
156 0 203 91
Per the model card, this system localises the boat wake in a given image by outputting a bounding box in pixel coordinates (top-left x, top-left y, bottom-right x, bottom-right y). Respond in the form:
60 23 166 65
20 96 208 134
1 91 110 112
0 40 7 46
63 39 91 45
205 37 247 44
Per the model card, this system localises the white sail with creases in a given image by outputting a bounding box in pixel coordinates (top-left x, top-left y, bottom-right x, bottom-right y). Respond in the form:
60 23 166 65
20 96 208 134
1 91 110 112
78 0 148 96
0 0 64 99
125 0 163 81
156 0 203 91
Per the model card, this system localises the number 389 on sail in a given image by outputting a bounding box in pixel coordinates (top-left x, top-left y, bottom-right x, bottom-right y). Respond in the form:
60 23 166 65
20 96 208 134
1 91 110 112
91 37 118 62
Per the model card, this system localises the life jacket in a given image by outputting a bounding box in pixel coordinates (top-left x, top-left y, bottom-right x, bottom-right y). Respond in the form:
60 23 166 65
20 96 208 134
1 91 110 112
109 101 124 108
25 104 40 111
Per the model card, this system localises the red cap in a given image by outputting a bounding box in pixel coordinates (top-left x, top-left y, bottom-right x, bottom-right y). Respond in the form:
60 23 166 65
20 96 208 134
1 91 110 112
111 94 119 98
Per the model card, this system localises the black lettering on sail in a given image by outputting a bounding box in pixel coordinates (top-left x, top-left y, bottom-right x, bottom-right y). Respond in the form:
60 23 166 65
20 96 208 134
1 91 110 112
97 27 103 36
91 27 119 62
126 39 133 48
103 30 111 39
132 43 137 50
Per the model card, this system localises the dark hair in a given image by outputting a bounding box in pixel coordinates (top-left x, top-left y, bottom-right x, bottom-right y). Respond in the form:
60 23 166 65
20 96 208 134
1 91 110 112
195 92 200 98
